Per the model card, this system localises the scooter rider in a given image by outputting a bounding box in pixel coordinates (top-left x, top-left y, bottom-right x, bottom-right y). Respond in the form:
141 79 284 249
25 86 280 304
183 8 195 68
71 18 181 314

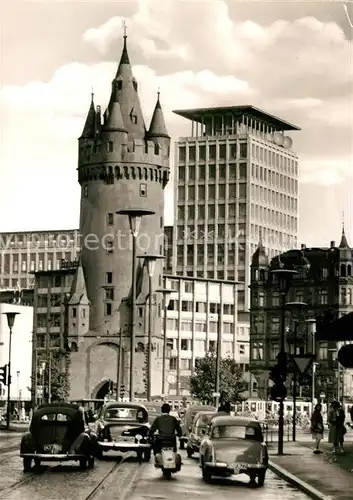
149 403 182 455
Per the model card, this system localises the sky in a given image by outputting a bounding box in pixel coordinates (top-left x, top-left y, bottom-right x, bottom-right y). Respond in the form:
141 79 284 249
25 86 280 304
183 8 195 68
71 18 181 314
0 0 352 248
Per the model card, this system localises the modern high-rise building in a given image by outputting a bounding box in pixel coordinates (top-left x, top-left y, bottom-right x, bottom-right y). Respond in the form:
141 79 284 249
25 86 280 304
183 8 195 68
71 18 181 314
172 105 300 314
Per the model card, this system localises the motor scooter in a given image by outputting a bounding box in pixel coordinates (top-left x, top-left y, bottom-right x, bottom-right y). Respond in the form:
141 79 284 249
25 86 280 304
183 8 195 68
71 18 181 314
151 435 182 479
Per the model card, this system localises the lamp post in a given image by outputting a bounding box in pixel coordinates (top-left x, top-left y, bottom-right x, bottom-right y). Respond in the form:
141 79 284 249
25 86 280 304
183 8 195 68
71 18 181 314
40 362 46 405
2 312 20 430
16 371 20 412
270 267 297 455
286 301 307 442
328 347 341 402
155 286 172 397
138 253 164 401
116 208 155 402
306 319 317 407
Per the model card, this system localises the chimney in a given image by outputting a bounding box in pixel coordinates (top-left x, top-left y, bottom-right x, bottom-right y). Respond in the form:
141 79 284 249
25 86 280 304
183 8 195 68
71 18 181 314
330 240 335 248
301 244 306 250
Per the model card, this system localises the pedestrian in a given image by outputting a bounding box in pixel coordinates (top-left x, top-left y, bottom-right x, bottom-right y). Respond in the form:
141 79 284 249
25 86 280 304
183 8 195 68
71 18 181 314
328 401 342 453
217 401 231 414
310 403 324 454
350 405 353 425
337 403 346 453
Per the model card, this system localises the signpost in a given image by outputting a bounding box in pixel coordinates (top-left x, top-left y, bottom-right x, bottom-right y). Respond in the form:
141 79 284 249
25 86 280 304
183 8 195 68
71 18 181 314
291 355 314 374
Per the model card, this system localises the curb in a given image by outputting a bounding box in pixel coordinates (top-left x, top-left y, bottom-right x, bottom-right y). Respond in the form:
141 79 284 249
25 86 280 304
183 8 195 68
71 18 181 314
268 460 334 500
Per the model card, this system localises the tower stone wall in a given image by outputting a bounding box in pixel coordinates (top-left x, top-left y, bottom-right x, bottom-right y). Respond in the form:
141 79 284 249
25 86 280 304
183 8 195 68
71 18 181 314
68 35 170 399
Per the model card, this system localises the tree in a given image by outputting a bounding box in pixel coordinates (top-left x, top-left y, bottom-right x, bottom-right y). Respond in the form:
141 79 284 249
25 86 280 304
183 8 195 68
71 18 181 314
189 351 247 405
36 350 70 402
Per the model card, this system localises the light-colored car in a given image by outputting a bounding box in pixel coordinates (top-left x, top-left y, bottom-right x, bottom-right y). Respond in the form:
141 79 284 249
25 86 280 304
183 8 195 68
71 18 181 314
199 415 268 487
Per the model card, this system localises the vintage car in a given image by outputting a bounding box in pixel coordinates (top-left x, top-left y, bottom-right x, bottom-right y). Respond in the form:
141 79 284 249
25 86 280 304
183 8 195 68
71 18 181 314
95 402 151 461
199 416 268 486
180 404 216 449
20 403 98 472
186 410 217 457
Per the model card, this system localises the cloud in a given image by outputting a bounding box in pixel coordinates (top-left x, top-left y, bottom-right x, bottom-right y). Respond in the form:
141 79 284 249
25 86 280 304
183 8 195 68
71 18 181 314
0 0 352 239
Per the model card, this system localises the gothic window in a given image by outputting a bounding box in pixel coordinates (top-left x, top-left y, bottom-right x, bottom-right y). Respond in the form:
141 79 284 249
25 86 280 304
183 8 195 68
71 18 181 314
108 141 113 152
105 303 112 316
83 185 88 197
106 272 113 284
106 288 114 301
348 265 352 276
318 290 328 305
154 143 160 155
107 213 114 225
341 264 346 277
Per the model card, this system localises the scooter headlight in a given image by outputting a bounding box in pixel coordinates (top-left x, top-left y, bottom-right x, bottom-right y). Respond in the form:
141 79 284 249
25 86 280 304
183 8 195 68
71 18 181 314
135 434 143 442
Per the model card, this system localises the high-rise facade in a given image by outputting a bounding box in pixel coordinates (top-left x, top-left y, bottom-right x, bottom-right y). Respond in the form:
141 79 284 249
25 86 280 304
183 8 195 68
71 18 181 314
172 105 300 314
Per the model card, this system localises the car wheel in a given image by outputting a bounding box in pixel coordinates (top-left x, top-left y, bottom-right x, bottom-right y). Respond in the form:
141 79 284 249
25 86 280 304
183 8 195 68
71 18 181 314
180 440 185 450
96 448 103 460
202 465 212 483
163 470 172 479
143 450 151 462
79 458 88 470
34 458 41 469
23 457 32 473
257 470 266 487
88 456 95 468
186 447 193 458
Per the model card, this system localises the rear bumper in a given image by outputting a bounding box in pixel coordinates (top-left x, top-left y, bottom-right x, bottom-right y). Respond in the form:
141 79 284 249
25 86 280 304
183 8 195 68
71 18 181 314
20 453 88 461
204 461 267 475
97 441 151 452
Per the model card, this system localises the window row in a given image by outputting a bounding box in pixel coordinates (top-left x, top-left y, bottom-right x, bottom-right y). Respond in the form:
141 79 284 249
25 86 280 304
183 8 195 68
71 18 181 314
251 143 297 176
250 184 297 213
177 202 247 221
178 163 247 182
251 163 297 194
251 207 297 231
168 293 245 311
178 142 246 163
177 183 247 202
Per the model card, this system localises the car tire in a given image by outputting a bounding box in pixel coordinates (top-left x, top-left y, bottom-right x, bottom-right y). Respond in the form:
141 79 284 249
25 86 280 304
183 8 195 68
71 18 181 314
180 440 185 450
186 447 193 458
202 465 212 483
96 448 103 460
257 470 266 487
34 458 41 469
88 456 95 468
163 470 172 479
79 458 88 469
23 457 32 473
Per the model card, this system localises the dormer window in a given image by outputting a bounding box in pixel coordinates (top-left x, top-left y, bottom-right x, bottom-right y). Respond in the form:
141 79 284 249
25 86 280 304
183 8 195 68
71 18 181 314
154 143 160 155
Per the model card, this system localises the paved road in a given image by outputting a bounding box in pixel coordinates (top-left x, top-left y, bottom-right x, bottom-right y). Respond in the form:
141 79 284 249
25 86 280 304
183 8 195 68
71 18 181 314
129 451 311 500
0 449 311 500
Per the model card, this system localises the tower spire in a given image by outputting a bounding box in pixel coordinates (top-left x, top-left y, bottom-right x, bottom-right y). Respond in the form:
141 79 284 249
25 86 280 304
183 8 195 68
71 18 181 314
147 88 170 139
339 211 349 248
80 92 96 139
118 19 130 67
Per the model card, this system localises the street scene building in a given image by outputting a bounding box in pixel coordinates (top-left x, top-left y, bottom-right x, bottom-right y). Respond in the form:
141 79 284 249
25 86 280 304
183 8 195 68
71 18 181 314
249 227 353 401
172 105 300 314
0 229 80 289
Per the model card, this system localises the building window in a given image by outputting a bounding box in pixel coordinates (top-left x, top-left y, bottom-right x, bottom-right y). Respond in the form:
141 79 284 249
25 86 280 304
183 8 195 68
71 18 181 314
106 289 114 301
139 183 147 197
270 317 280 334
106 241 114 253
269 342 279 360
258 292 265 307
251 342 263 360
154 143 160 155
318 290 328 305
181 300 193 312
169 357 177 370
239 344 245 355
181 320 192 331
108 141 113 152
195 322 206 332
105 303 112 316
322 268 328 279
180 359 192 370
209 340 216 352
53 276 61 287
72 308 77 318
106 272 113 284
181 339 190 351
83 185 88 197
272 293 279 306
107 213 114 225
318 342 328 360
184 281 193 293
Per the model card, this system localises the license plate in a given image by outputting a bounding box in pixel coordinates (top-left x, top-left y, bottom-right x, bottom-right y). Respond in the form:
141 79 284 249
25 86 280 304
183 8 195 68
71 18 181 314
121 436 135 442
44 444 62 453
231 462 247 472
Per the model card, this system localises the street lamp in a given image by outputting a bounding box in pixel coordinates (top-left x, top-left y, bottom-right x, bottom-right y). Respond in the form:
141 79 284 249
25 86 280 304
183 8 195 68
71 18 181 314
306 319 317 407
270 267 297 455
2 312 20 430
16 371 20 412
286 301 307 442
138 253 164 401
155 286 173 397
116 208 155 402
328 347 342 402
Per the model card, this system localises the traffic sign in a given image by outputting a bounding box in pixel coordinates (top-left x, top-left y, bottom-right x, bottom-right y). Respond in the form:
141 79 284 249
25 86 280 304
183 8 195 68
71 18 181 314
291 355 313 373
212 392 220 397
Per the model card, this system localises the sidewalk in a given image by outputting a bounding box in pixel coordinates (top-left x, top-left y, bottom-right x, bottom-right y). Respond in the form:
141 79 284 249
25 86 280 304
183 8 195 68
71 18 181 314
268 440 353 500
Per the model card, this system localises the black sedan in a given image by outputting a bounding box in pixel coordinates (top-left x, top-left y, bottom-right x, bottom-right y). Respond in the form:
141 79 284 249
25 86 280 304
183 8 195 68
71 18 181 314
20 403 98 472
94 402 151 461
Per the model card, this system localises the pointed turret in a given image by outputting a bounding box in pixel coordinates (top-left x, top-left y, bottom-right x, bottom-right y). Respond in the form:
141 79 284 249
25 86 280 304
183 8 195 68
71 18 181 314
252 230 269 267
68 261 90 306
80 93 96 139
108 34 146 140
339 224 349 249
147 91 170 139
104 101 127 132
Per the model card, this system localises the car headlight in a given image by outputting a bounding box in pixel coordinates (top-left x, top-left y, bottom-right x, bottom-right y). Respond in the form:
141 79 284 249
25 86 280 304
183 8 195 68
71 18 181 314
135 434 143 442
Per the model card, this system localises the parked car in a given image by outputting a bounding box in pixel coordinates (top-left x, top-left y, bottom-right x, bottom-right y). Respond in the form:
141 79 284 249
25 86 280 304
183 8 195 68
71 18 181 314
199 415 268 486
20 403 98 472
95 402 151 461
186 411 217 457
180 405 216 449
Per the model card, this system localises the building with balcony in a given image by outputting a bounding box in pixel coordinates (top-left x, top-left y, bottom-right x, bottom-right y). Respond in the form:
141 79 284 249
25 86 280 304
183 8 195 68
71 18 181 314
249 227 353 401
163 275 250 396
172 105 300 315
0 229 80 289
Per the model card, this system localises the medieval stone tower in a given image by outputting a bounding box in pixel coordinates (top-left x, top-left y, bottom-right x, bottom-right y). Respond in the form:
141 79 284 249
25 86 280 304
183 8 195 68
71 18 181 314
68 34 170 400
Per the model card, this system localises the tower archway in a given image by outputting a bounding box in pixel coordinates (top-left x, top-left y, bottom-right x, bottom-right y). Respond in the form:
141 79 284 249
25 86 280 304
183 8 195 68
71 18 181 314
94 380 114 400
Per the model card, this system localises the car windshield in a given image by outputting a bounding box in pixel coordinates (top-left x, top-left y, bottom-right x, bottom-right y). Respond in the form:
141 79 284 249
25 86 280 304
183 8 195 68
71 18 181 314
212 425 259 440
103 407 145 421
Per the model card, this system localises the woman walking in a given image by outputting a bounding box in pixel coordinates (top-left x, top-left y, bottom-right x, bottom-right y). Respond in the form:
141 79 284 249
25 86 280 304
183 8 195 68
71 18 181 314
311 403 324 454
328 401 340 453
